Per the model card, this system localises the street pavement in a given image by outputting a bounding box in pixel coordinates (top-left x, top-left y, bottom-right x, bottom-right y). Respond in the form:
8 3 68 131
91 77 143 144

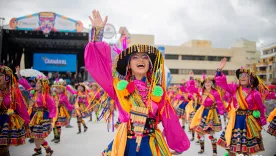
10 115 276 156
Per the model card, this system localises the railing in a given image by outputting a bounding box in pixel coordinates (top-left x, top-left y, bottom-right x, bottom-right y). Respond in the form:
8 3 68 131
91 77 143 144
256 62 268 67
256 71 267 75
268 61 275 65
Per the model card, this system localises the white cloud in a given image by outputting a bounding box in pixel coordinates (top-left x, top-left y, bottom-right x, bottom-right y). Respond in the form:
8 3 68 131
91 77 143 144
0 0 275 48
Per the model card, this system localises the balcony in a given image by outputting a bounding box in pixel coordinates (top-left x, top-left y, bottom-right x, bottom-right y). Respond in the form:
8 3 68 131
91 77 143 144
268 61 275 65
256 62 268 67
256 71 267 75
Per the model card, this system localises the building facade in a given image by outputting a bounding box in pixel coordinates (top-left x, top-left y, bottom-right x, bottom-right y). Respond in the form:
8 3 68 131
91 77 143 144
111 28 259 84
161 39 258 84
255 43 276 84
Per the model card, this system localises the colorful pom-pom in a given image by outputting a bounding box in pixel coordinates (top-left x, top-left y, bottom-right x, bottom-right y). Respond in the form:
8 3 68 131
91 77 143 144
126 82 135 94
253 110 260 118
7 109 14 115
52 92 56 96
30 90 35 95
151 95 162 102
224 152 228 156
152 86 163 97
117 80 129 91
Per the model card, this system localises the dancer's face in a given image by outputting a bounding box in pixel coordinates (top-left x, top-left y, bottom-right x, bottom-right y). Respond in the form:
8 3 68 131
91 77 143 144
30 81 35 87
91 85 97 91
56 87 64 93
36 80 42 91
129 53 150 77
204 80 213 90
0 73 6 87
195 80 201 88
239 73 249 86
78 85 84 92
168 86 173 92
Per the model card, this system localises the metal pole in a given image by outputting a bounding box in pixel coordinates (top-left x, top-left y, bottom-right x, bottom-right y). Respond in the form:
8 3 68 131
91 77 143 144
0 17 5 62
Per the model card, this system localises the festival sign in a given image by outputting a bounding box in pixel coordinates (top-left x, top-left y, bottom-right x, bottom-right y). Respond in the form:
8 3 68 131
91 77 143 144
33 53 77 72
9 12 83 34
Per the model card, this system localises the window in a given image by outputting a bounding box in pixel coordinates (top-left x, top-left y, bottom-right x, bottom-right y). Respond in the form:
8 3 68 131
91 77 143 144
229 70 236 76
222 70 229 75
166 54 179 60
207 56 218 61
206 70 216 75
193 69 207 75
182 55 196 60
170 69 179 74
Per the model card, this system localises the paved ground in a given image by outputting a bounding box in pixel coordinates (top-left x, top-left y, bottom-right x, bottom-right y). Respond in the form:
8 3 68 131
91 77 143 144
10 115 276 156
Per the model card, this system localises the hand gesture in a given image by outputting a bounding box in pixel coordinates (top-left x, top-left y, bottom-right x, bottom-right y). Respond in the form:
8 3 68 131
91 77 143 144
218 57 227 70
189 71 194 78
25 128 31 138
89 10 108 27
15 66 20 75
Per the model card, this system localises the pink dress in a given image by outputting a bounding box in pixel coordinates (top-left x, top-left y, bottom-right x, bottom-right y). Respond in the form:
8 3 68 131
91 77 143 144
19 78 56 138
53 93 74 127
84 41 190 154
215 74 266 154
0 87 30 146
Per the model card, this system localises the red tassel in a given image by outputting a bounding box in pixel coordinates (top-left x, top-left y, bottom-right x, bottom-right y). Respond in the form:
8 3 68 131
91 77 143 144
126 82 135 94
197 135 200 139
209 136 213 140
42 141 48 146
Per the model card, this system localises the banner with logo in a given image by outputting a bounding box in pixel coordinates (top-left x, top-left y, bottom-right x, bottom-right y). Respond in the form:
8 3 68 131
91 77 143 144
9 12 83 34
33 53 77 72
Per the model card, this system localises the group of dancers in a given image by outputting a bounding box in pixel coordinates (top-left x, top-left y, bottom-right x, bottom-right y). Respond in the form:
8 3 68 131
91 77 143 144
0 64 115 156
0 9 276 156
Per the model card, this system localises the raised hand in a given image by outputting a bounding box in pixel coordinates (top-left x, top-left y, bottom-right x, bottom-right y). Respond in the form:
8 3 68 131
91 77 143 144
218 57 227 70
15 66 20 74
89 10 108 27
189 71 194 78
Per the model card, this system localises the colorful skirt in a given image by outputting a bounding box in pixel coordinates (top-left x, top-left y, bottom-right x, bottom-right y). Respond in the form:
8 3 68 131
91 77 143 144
267 116 276 137
55 106 71 127
77 103 90 118
0 112 26 146
102 134 171 156
217 111 264 154
174 101 188 118
194 107 222 135
29 108 52 138
188 104 201 123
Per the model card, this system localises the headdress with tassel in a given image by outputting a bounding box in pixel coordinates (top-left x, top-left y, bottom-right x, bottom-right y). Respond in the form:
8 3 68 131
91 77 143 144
0 65 26 111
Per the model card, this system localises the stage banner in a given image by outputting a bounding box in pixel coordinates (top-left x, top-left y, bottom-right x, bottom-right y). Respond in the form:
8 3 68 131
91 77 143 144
33 53 77 72
9 12 83 34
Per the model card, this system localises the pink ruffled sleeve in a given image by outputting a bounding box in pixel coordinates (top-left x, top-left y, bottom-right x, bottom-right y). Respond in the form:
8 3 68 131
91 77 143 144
46 95 57 118
66 85 77 95
18 78 32 91
179 85 188 93
215 74 238 95
60 94 74 111
160 95 190 153
213 90 226 115
84 42 116 99
266 92 276 100
16 95 30 125
253 91 267 126
84 40 129 122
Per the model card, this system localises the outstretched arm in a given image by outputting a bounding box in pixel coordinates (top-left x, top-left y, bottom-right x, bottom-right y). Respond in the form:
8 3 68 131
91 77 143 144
84 10 116 99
